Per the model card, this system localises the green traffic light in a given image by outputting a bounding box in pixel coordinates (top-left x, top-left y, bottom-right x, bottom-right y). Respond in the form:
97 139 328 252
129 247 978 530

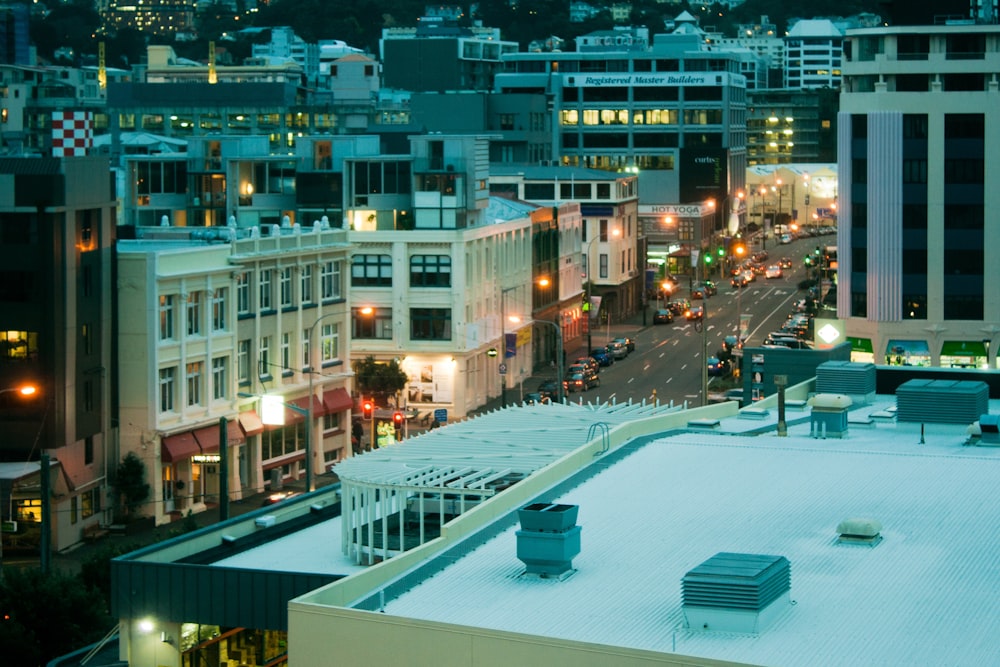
717 246 725 256
704 255 713 264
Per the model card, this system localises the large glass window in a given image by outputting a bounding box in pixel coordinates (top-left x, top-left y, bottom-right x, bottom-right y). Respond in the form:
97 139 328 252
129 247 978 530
300 265 314 304
236 272 250 314
279 268 293 307
159 367 176 412
351 255 392 287
212 288 227 331
237 340 250 384
212 356 228 400
186 292 201 336
321 261 343 299
258 336 272 378
259 270 273 310
321 323 339 362
159 295 175 341
353 307 393 339
410 255 452 287
186 362 202 407
411 308 452 340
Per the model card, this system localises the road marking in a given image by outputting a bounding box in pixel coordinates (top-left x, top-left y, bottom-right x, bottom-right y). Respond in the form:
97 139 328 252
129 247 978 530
643 363 651 371
627 377 635 384
681 363 688 370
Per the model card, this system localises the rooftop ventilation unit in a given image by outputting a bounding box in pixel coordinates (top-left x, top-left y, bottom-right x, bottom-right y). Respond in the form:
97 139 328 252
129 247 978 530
837 517 882 546
682 552 791 633
808 393 852 438
973 414 1000 445
896 379 988 425
516 503 580 579
815 361 876 404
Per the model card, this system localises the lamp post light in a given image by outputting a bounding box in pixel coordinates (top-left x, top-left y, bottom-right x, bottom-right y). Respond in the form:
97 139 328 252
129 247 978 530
303 311 344 492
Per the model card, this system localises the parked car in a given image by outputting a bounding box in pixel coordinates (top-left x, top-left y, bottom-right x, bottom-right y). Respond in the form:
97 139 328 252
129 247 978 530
573 356 600 375
563 367 600 392
589 347 614 366
607 340 628 360
765 265 783 279
537 380 560 401
685 305 704 321
706 356 732 377
653 308 675 324
613 336 635 353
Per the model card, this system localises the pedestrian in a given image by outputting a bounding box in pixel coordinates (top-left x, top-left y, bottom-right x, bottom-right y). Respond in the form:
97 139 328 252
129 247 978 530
352 419 364 454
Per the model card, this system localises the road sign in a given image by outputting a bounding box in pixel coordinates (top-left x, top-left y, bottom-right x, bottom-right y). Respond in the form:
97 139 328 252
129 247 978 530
434 408 448 423
498 363 507 375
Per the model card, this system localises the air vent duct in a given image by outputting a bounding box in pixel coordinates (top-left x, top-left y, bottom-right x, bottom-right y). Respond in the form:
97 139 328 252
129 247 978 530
683 552 791 633
837 517 882 546
516 503 580 579
896 379 988 424
815 361 876 404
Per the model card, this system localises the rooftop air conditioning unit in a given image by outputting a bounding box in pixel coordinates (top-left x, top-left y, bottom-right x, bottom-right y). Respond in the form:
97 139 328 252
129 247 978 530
837 517 882 546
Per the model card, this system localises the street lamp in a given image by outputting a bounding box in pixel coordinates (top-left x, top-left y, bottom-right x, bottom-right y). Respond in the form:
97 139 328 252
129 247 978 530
303 311 344 492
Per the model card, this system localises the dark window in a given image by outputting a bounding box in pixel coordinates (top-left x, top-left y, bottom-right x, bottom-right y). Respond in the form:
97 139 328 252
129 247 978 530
902 205 927 230
352 307 393 339
903 114 927 139
85 436 94 465
902 295 927 320
559 183 591 199
945 205 984 229
410 255 451 287
351 255 392 287
946 34 985 60
902 159 927 184
633 86 677 102
897 34 929 60
582 87 628 102
851 291 867 317
410 308 452 340
894 75 929 92
944 159 984 184
944 294 983 320
902 248 926 274
945 114 985 139
596 183 611 199
943 248 983 275
943 74 985 91
524 183 555 199
851 114 867 138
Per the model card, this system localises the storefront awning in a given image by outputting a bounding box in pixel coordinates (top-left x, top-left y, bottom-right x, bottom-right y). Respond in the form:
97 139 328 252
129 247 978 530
161 431 200 463
193 420 246 453
940 341 987 357
324 387 353 413
238 410 264 437
285 395 328 423
847 336 873 353
886 340 931 357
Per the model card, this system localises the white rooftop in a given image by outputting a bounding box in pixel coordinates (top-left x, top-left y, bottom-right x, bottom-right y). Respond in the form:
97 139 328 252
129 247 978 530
373 398 1000 666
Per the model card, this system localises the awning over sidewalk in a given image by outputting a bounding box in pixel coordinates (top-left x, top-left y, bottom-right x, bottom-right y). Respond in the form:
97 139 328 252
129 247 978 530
285 395 328 423
324 388 353 413
162 431 200 463
239 410 264 437
193 420 246 453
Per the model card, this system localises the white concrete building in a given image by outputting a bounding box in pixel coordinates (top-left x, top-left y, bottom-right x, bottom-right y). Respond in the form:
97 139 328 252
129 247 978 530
785 19 844 90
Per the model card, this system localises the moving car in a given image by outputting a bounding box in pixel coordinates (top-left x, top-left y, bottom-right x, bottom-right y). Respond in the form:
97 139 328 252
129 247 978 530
523 392 551 405
706 356 732 377
563 367 600 392
653 308 675 324
731 274 749 289
764 265 783 279
685 306 704 321
723 335 744 352
590 347 614 366
778 257 793 269
668 298 691 315
537 380 560 401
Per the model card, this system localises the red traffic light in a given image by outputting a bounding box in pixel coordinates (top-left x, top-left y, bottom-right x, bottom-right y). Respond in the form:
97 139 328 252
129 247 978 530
392 411 404 426
361 400 374 420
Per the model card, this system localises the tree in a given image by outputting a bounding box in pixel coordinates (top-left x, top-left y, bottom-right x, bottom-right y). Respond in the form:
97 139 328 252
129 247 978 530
112 452 150 520
0 567 113 665
353 356 408 405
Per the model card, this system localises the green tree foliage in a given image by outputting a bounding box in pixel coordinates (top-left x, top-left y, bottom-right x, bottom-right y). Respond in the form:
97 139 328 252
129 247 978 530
113 451 150 520
0 567 113 665
353 355 408 404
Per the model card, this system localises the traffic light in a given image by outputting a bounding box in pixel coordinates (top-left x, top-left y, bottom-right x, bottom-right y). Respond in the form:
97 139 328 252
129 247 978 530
361 399 374 420
392 411 405 440
717 245 725 257
704 253 713 265
733 241 746 257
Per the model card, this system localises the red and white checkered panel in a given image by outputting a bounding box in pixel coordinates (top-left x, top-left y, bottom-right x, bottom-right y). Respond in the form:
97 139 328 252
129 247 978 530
51 111 93 157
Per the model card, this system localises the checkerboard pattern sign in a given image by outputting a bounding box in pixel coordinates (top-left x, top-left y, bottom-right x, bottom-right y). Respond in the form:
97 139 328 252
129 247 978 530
51 111 93 157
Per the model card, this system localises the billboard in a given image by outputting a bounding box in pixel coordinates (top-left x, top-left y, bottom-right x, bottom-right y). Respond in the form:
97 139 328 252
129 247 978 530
679 148 727 204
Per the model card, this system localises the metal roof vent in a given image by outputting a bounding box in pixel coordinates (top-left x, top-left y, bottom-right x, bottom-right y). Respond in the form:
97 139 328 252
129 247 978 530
978 414 1000 445
815 361 876 404
516 503 580 580
682 552 791 633
808 393 852 438
837 517 883 546
896 379 988 424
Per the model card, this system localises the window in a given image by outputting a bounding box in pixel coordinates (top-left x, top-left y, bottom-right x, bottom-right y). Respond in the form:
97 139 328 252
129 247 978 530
353 307 393 339
410 255 452 287
237 340 250 384
351 255 392 287
259 269 273 310
321 261 343 300
300 265 313 304
599 253 609 279
411 308 452 340
321 323 339 362
81 487 100 520
84 436 93 465
301 329 311 370
259 336 271 378
0 330 37 360
212 356 227 400
186 361 202 407
236 272 250 314
280 268 293 307
159 295 175 341
599 219 609 241
281 332 291 373
212 288 227 331
186 292 201 336
159 367 176 412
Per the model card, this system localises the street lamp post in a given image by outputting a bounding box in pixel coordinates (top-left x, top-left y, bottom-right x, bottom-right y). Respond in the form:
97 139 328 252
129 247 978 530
304 312 343 492
536 319 564 403
499 286 519 407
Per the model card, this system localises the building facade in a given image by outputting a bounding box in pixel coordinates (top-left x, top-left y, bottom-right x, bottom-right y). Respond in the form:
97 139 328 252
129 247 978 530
838 22 1000 368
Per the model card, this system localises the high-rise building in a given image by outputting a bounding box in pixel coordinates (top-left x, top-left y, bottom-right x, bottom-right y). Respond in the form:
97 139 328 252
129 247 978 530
838 22 1000 368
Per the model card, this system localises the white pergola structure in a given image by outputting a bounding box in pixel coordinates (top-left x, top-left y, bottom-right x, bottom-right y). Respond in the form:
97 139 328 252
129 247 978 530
335 399 676 564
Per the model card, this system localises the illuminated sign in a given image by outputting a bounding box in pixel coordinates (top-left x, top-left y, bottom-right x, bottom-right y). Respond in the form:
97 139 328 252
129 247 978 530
565 73 718 87
192 454 221 463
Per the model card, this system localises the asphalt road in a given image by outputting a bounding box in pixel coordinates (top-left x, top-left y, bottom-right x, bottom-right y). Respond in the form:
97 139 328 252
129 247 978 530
583 233 833 408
